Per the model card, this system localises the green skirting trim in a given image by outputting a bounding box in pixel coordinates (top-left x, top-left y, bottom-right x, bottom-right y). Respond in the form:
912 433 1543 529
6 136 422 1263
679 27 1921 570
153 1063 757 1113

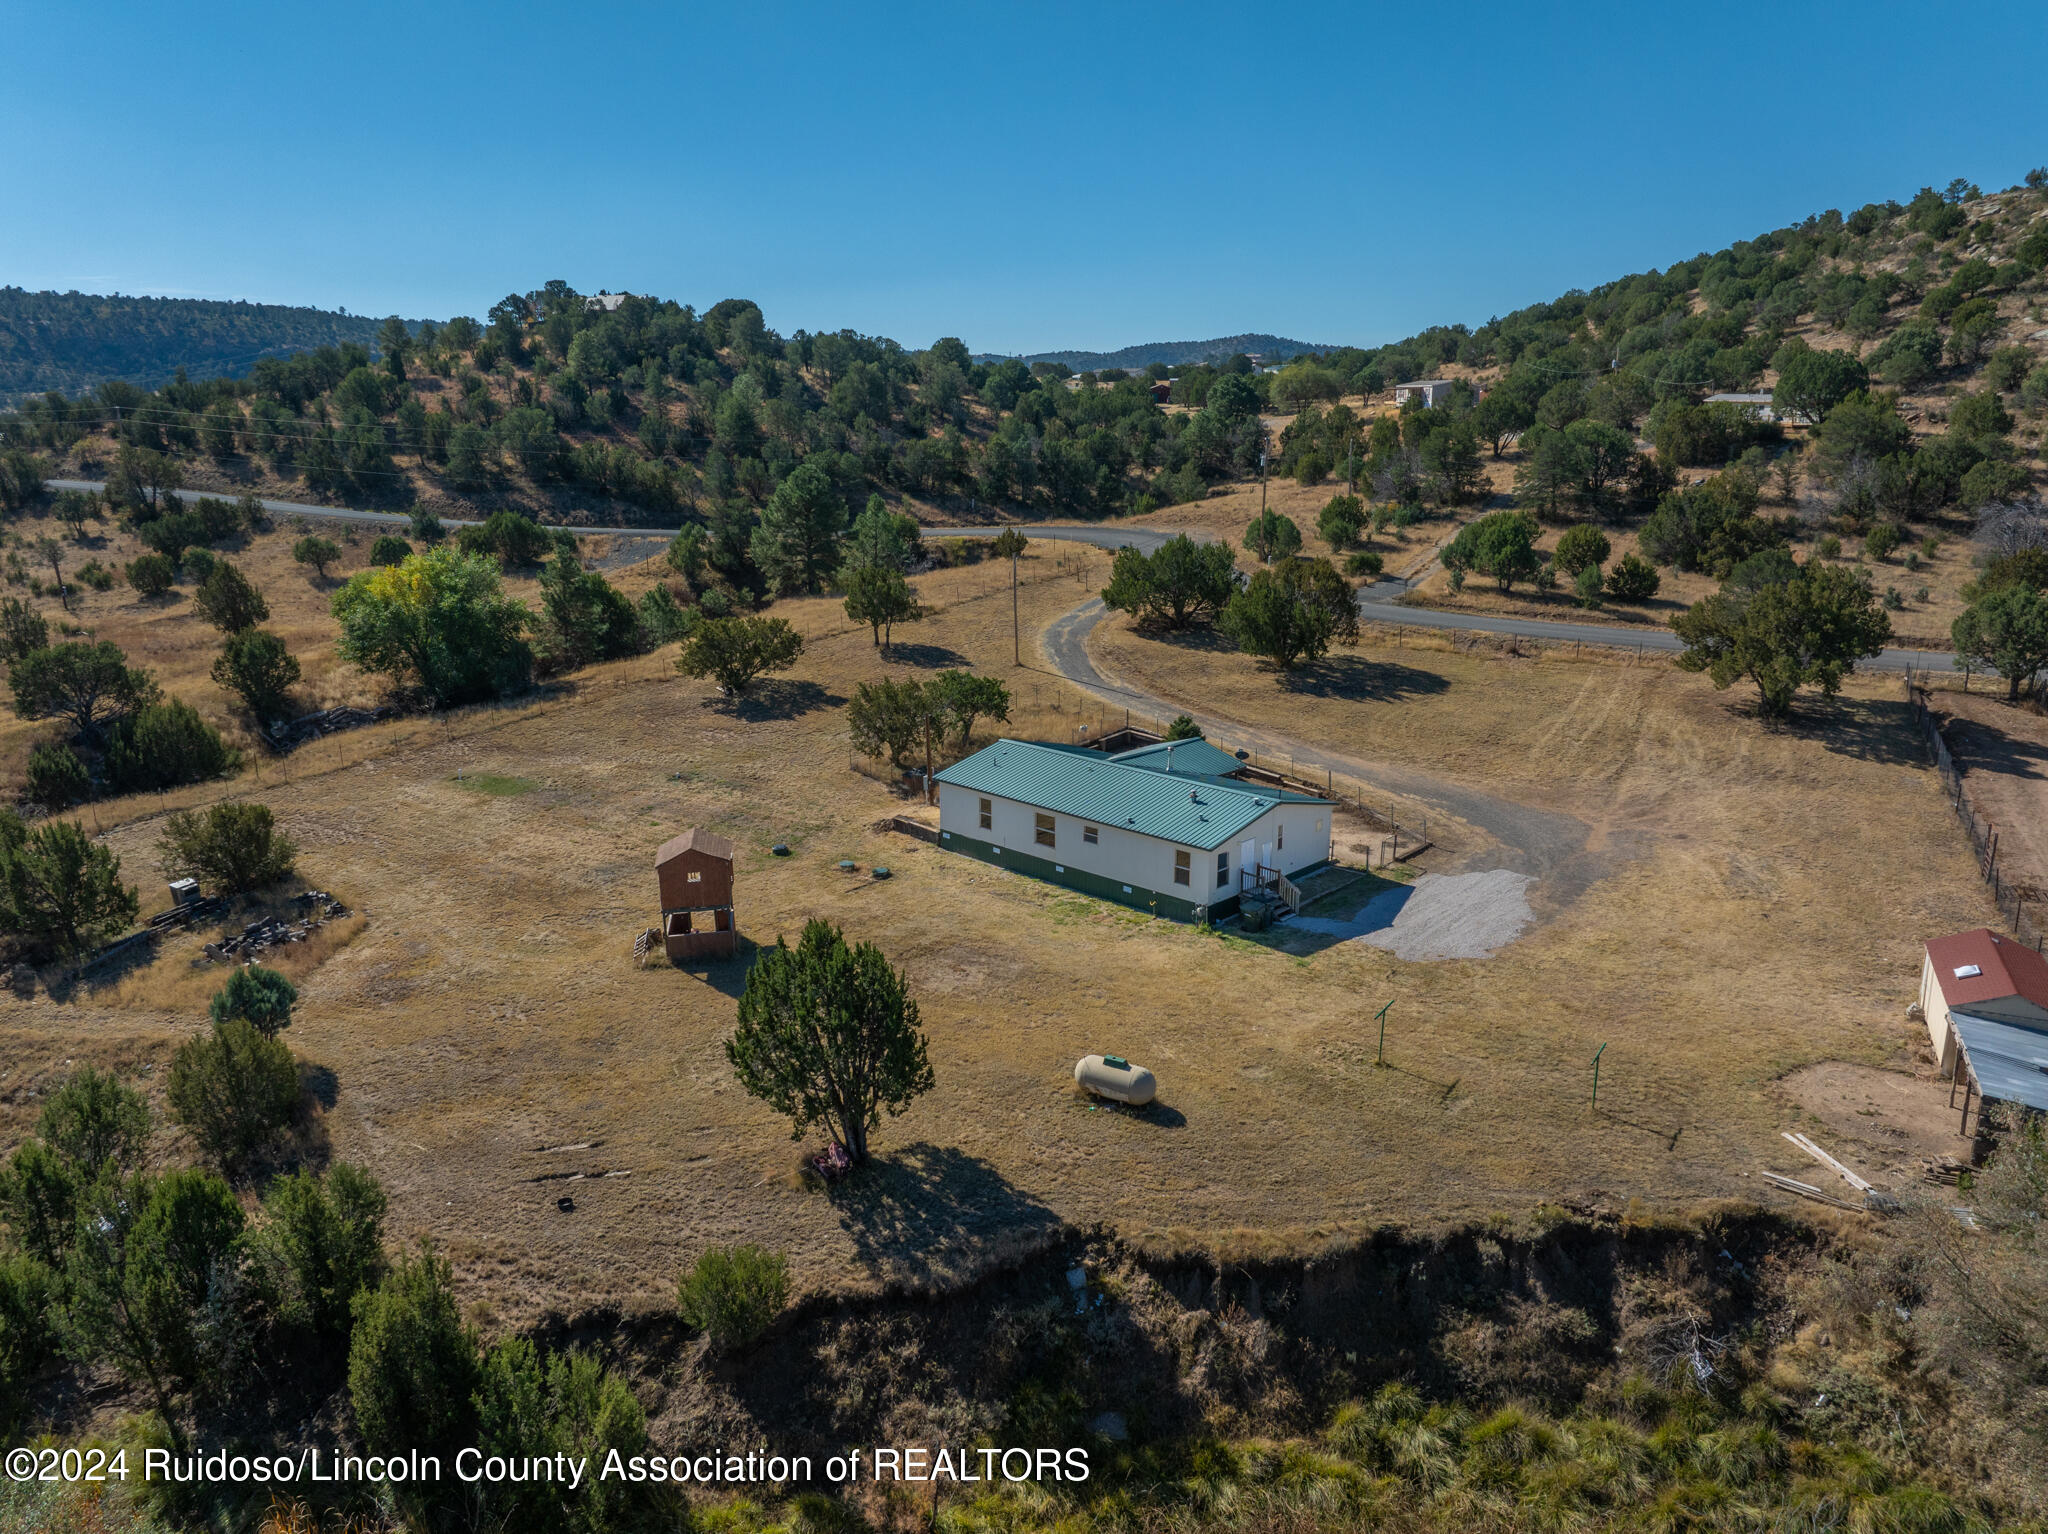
938 829 1228 923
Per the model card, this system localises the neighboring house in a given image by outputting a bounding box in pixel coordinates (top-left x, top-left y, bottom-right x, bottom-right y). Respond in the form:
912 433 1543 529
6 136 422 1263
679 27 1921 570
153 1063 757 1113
934 739 1333 921
1919 928 2048 1122
1704 391 1779 422
586 291 636 313
1149 380 1173 403
1393 379 1457 408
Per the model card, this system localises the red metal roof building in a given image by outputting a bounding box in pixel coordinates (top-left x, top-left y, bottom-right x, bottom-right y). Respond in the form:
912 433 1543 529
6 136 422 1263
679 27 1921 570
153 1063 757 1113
1918 926 2048 1086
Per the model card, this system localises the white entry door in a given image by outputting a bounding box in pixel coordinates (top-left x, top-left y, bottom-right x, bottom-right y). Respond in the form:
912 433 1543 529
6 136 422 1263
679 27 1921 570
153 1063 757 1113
1239 839 1256 892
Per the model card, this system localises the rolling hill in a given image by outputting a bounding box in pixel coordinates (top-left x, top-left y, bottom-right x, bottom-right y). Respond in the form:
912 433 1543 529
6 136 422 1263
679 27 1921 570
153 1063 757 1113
0 288 413 406
994 333 1340 371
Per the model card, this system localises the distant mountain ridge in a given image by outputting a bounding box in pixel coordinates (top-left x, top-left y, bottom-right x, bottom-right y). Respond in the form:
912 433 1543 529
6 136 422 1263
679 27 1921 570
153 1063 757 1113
984 333 1342 371
0 288 407 405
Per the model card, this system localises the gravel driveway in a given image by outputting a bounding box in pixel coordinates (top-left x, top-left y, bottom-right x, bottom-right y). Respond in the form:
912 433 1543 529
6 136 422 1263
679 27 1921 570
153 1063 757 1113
1287 869 1538 960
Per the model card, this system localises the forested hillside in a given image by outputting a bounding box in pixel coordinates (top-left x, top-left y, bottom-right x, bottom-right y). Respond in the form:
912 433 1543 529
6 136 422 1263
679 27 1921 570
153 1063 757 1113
1011 332 1330 371
5 176 2047 615
0 288 398 405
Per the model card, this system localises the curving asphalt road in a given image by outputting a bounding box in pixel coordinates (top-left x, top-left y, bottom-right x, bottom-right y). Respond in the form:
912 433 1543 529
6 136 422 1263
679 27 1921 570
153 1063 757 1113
49 479 1947 670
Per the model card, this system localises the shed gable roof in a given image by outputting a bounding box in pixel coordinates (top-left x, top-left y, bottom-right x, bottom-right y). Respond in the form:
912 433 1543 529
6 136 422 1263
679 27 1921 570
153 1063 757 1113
1927 928 2048 1013
936 740 1328 851
656 827 735 866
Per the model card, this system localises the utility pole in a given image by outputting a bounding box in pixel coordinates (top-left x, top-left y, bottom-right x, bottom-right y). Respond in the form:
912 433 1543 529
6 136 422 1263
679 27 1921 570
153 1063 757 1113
1590 1042 1607 1110
1011 548 1019 666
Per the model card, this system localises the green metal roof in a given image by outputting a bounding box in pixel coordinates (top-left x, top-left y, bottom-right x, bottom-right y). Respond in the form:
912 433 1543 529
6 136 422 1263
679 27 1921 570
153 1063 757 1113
936 739 1330 851
1109 738 1247 778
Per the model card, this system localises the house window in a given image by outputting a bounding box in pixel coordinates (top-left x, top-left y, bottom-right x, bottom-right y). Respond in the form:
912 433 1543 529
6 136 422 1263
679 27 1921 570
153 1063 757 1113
1277 823 1284 851
687 872 702 883
1035 813 1056 847
1217 851 1230 888
979 797 992 831
1174 850 1191 885
1083 825 1099 845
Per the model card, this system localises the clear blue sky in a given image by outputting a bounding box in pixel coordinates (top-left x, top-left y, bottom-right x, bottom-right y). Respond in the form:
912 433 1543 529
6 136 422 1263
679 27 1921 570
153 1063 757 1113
4 0 2045 356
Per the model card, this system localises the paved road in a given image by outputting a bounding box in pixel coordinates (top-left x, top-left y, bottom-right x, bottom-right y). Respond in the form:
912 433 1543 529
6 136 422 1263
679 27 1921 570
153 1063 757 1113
1354 572 1953 673
46 481 1177 553
50 479 1945 671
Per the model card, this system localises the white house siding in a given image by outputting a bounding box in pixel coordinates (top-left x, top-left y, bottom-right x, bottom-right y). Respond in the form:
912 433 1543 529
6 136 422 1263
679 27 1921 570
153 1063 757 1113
937 788 1332 910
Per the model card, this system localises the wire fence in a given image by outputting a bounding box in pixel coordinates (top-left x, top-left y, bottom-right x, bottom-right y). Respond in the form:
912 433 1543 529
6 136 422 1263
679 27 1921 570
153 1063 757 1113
1903 671 2045 954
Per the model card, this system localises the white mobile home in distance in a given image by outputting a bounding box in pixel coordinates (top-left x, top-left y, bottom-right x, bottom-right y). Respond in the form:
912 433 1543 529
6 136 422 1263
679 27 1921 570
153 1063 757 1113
934 739 1333 920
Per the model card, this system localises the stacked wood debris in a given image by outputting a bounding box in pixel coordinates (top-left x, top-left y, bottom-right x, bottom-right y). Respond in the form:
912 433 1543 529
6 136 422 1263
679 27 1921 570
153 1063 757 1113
200 893 350 963
146 896 222 933
266 705 395 749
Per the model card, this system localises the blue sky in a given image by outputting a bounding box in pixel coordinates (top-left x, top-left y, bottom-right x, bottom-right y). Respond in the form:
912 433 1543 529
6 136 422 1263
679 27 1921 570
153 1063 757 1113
4 0 2045 356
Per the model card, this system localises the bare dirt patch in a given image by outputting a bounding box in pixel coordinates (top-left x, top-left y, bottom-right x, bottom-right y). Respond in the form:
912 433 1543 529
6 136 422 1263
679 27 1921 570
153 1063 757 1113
1777 1060 1964 1181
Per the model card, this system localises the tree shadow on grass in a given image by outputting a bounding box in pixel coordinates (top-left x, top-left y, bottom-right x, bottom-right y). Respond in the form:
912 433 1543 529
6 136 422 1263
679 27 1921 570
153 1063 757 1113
1938 703 2048 782
1796 693 1935 768
1279 654 1453 702
829 1142 1061 1285
712 679 846 721
878 642 971 670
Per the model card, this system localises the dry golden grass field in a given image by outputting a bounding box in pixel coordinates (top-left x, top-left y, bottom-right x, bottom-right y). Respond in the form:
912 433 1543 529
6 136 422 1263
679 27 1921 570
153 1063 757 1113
0 515 2004 1332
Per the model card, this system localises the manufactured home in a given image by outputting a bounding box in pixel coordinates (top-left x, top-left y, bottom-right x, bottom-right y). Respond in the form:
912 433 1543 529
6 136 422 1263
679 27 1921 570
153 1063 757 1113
933 739 1332 921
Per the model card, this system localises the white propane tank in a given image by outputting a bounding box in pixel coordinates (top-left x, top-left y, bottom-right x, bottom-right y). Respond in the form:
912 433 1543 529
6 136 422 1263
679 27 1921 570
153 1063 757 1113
1074 1053 1157 1105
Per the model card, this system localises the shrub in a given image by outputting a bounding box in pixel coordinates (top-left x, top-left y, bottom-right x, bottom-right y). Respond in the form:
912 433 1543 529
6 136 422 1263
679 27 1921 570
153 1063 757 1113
166 1017 300 1173
180 547 216 584
1573 564 1605 609
1605 552 1662 603
211 628 301 724
331 546 534 708
677 1244 788 1348
369 534 412 567
156 802 297 894
1864 522 1904 560
252 1164 386 1339
457 510 551 568
348 1245 480 1462
126 553 175 597
408 507 445 545
1344 550 1384 579
1317 494 1366 549
210 964 298 1037
636 585 694 646
25 742 89 807
0 816 138 958
1553 524 1612 576
1815 534 1843 560
676 616 803 696
102 699 239 794
74 561 114 591
0 1251 57 1434
192 561 268 633
292 536 342 578
1165 714 1202 740
0 598 48 662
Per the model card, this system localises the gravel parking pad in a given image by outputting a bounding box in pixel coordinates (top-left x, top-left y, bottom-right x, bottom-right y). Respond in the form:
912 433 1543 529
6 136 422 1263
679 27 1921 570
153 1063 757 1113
1288 868 1538 960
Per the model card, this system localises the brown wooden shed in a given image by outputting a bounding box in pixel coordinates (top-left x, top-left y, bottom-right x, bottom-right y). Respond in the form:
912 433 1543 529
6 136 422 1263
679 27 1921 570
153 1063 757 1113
656 827 737 960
